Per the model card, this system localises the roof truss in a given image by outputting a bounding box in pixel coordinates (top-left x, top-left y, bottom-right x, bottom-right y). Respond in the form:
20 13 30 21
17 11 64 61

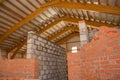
48 26 78 40
7 15 116 58
0 0 59 42
54 1 120 15
0 0 119 42
56 32 79 45
9 26 79 59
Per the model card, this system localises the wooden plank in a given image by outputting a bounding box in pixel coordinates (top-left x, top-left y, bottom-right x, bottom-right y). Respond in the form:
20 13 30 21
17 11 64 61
64 17 115 27
56 32 79 45
10 39 27 59
37 17 67 34
115 0 118 6
0 0 59 42
98 0 101 4
106 0 109 6
0 0 3 3
1 0 119 43
53 1 120 15
49 26 78 40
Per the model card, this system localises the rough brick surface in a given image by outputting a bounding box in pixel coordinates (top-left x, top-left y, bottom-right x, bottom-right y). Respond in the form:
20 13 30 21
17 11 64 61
67 26 120 80
0 58 39 79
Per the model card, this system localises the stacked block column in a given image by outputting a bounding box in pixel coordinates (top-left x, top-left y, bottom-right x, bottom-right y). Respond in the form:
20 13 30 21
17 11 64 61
79 21 89 47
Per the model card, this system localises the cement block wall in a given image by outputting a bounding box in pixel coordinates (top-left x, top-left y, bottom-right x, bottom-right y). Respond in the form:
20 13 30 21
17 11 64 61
67 26 120 80
0 58 39 79
27 31 68 80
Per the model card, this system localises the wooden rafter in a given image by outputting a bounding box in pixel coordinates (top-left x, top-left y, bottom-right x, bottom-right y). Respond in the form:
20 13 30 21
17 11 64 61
0 0 3 3
53 1 120 15
49 26 78 40
9 26 78 59
7 15 117 58
1 0 119 43
90 0 93 4
37 17 66 34
115 0 118 6
98 0 101 4
37 16 115 34
7 14 114 58
0 0 59 42
10 39 27 59
56 32 79 45
64 17 115 27
106 0 109 6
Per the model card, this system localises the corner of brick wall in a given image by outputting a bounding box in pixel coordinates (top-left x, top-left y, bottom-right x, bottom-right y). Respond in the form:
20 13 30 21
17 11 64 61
0 58 39 79
67 26 120 80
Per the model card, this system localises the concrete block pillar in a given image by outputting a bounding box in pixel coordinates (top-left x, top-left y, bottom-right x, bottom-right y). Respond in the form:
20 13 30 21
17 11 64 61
26 31 36 58
78 21 89 47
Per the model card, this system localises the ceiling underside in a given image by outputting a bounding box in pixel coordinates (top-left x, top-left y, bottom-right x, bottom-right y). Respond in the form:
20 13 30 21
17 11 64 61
0 0 120 57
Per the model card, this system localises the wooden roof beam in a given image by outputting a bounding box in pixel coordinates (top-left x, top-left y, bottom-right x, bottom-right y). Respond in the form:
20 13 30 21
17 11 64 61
8 39 27 59
0 0 60 42
37 17 67 34
53 1 120 15
64 17 115 27
38 16 115 35
0 0 2 2
9 27 79 59
49 26 79 40
1 0 119 43
56 32 79 45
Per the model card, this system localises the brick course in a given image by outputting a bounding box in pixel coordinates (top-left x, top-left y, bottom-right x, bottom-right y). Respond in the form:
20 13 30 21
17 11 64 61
0 58 39 79
67 26 120 80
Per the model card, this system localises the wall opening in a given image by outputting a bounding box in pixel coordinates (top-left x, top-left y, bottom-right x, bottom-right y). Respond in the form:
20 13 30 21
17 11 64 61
71 46 77 53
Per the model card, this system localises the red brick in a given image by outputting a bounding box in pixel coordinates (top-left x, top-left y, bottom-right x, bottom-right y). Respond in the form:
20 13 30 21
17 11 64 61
88 78 96 80
67 26 120 80
0 58 39 79
116 60 120 64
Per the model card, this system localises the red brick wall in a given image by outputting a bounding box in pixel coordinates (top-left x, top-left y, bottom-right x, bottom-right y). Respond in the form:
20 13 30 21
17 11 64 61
0 58 39 79
67 26 120 80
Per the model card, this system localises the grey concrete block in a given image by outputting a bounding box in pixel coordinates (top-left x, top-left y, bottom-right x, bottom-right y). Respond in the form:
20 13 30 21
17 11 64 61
27 39 34 44
33 35 38 39
27 31 67 80
38 46 42 50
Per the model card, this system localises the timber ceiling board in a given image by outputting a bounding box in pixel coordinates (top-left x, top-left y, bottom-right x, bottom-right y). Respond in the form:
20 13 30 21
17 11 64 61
0 0 120 56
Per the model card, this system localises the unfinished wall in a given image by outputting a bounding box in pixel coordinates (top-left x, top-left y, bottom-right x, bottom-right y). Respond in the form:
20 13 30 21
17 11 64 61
0 58 39 79
60 36 80 52
27 31 68 80
60 30 98 52
67 26 120 80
